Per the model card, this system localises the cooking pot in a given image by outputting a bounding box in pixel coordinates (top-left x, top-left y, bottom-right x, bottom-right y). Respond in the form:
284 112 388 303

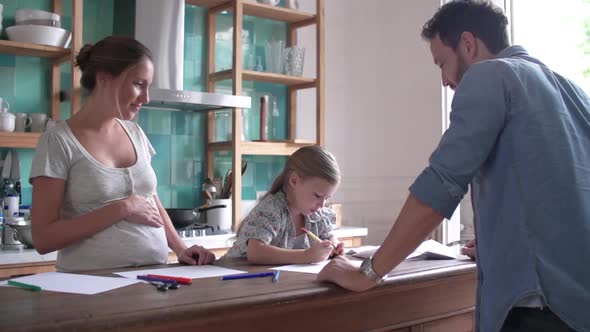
166 204 226 229
4 217 32 248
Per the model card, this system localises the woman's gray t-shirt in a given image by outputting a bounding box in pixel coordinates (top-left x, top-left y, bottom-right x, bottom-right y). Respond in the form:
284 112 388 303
30 119 168 272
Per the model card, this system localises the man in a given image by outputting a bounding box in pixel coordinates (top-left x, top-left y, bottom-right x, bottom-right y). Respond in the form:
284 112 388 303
318 1 590 331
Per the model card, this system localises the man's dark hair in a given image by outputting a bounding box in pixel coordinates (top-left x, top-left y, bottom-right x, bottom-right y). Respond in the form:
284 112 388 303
421 0 509 54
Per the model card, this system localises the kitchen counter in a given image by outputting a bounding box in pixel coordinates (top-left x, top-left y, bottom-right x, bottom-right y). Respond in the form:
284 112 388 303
183 226 367 249
0 227 367 277
0 258 477 331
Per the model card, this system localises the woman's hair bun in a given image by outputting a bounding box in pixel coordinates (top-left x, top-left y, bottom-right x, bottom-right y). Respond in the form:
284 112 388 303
75 43 94 72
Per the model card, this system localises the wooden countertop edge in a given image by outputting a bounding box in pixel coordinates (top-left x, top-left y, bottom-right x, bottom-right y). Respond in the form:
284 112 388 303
38 263 477 330
0 261 56 269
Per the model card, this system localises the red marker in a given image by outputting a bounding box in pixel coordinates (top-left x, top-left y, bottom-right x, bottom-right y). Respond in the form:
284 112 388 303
146 274 192 285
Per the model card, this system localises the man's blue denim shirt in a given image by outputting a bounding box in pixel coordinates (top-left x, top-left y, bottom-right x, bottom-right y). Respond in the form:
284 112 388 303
410 46 590 332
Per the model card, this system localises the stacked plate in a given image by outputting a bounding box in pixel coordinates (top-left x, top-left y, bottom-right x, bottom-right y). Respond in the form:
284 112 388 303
6 9 71 48
0 4 4 34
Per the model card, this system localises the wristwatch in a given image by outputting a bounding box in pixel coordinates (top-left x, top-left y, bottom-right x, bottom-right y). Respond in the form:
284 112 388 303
360 257 385 284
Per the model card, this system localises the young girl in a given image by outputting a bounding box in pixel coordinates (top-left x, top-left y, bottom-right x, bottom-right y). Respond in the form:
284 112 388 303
224 145 343 264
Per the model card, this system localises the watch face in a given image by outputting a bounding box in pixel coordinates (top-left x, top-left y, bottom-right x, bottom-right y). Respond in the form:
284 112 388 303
361 257 383 283
361 257 368 269
361 258 375 277
360 257 370 272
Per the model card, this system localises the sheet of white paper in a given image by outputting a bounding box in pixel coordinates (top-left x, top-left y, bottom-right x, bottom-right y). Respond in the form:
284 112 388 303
409 239 458 259
271 260 362 274
345 245 379 255
352 240 458 260
0 272 141 295
115 265 247 280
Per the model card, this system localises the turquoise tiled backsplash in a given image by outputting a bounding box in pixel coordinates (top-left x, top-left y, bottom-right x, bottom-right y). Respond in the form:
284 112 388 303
1 1 291 208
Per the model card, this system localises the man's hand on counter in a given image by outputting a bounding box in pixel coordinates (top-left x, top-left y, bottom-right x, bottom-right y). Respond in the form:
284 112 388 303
317 256 377 292
461 239 476 260
178 245 216 265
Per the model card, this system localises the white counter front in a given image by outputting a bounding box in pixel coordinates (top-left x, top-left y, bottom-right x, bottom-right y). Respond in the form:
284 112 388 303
0 226 368 266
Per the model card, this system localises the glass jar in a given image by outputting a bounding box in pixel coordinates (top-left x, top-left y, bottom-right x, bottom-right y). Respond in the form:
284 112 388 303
214 110 231 142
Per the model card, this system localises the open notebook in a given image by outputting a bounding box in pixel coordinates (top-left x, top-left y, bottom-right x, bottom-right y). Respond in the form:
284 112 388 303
350 239 458 260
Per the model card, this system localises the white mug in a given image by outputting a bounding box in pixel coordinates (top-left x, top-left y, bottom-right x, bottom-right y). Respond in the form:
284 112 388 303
30 113 48 132
14 113 32 132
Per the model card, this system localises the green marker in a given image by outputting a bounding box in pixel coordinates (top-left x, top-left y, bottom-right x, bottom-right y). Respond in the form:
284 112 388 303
8 280 42 292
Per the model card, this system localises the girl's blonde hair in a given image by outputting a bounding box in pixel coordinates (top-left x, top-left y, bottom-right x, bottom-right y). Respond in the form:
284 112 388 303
264 145 340 200
234 145 340 236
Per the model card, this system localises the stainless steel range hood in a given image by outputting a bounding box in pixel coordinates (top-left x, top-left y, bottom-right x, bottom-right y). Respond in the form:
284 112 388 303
135 0 250 112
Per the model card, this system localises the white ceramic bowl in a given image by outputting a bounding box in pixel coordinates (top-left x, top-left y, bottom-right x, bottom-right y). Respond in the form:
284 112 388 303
6 25 71 48
15 9 60 24
16 19 61 28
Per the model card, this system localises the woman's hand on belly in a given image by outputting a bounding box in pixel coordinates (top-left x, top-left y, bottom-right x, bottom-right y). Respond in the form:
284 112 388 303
121 194 164 228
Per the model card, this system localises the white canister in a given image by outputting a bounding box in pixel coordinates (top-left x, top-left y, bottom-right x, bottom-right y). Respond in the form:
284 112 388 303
0 108 15 132
206 199 232 231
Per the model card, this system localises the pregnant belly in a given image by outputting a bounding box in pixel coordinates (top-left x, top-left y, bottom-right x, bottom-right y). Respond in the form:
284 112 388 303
57 220 169 271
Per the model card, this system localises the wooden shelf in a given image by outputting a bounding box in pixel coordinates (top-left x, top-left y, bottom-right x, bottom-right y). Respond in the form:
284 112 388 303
0 40 71 62
208 140 315 155
187 0 316 24
0 132 42 148
211 69 316 87
201 0 324 229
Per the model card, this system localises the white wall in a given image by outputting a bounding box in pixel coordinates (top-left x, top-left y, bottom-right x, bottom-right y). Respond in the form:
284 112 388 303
295 0 444 244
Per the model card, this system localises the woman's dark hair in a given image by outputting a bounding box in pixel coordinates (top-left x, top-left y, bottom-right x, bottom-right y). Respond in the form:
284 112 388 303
421 0 509 54
74 35 153 92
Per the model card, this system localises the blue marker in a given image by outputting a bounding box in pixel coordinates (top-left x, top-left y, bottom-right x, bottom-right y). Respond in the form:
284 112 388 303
137 275 178 285
221 271 275 281
272 271 281 283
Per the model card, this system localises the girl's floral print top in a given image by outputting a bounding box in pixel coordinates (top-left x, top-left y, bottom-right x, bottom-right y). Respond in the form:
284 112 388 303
224 190 336 258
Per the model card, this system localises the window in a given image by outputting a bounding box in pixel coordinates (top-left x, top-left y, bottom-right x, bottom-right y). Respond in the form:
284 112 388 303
512 0 590 93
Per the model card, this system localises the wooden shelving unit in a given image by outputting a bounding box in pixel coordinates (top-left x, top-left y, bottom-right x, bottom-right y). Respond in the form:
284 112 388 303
208 140 316 155
0 0 83 149
210 69 316 87
191 0 325 229
0 132 42 149
188 0 316 24
0 40 71 62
